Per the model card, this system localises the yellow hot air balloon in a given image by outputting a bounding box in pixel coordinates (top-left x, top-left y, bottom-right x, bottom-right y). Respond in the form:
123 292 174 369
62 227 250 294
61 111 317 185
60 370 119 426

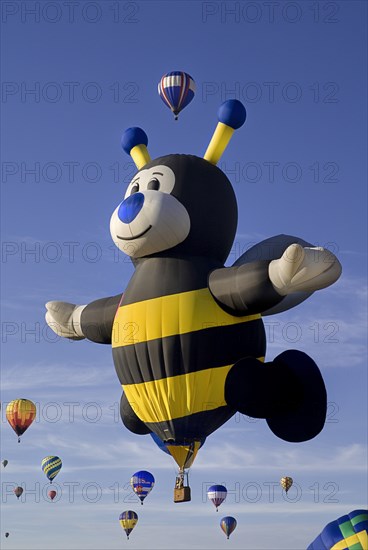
280 476 293 493
6 399 36 442
119 511 138 540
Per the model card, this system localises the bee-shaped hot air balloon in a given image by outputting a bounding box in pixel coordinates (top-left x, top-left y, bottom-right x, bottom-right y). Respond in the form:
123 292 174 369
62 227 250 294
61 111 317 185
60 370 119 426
45 99 342 500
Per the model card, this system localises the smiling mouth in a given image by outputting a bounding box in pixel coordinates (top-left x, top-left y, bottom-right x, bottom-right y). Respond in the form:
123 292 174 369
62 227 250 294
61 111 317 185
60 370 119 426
117 225 152 240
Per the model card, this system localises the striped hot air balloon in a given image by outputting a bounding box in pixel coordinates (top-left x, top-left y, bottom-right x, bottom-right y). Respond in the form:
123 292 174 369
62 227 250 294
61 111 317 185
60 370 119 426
208 484 227 511
220 516 237 539
119 511 138 540
41 456 62 483
130 471 155 504
158 71 195 120
6 399 36 442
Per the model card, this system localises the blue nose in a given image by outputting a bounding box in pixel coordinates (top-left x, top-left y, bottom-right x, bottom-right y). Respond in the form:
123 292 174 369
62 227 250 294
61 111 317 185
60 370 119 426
118 193 144 223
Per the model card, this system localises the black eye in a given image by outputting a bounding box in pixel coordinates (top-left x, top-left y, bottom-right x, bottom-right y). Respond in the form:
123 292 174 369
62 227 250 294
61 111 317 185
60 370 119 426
130 182 139 195
147 178 160 191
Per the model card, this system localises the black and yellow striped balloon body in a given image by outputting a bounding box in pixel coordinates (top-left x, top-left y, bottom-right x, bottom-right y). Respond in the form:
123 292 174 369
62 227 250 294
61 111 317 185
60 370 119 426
112 256 266 443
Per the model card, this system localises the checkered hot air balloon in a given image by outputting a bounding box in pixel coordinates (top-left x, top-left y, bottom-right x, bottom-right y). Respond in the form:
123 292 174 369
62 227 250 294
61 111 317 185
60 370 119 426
6 399 36 442
307 509 368 549
280 476 293 493
41 456 62 483
158 71 195 120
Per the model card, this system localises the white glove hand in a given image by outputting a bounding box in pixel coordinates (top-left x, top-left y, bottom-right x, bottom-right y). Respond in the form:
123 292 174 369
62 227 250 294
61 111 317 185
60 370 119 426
45 301 86 340
269 244 342 296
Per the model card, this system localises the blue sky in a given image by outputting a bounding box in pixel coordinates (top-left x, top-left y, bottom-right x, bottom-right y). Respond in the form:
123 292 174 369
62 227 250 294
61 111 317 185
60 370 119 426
1 1 367 548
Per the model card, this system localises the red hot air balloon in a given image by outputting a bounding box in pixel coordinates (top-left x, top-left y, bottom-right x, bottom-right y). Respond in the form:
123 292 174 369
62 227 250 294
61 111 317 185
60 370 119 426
48 490 57 501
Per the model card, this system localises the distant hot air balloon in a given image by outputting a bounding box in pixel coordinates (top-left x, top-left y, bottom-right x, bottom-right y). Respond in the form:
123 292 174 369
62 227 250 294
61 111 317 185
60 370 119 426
2 460 8 468
307 509 368 549
5 532 9 538
280 476 293 493
48 490 57 501
6 399 36 442
208 485 227 511
158 71 195 120
220 516 237 539
14 486 23 499
119 511 138 540
130 471 155 505
41 456 62 483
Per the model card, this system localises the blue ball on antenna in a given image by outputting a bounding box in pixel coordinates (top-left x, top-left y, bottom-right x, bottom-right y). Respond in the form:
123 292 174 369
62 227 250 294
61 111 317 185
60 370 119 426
218 100 246 129
121 127 148 155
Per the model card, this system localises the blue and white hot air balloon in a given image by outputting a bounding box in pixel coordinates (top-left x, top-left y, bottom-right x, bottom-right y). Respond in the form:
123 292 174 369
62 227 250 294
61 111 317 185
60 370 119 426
158 71 195 120
207 484 227 511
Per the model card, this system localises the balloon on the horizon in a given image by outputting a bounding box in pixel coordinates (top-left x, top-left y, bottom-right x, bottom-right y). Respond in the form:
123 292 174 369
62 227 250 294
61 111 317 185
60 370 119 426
5 532 9 538
6 399 36 442
130 471 155 504
158 71 195 120
307 509 368 549
2 460 8 468
207 485 227 511
220 516 237 539
119 511 138 540
41 456 62 483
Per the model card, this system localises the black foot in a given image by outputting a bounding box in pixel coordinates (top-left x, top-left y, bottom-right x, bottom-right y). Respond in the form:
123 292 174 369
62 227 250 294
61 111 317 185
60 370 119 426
225 350 326 442
266 350 327 442
120 393 151 435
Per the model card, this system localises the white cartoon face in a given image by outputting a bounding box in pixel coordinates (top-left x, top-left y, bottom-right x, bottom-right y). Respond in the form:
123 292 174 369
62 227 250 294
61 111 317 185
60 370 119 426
110 165 190 258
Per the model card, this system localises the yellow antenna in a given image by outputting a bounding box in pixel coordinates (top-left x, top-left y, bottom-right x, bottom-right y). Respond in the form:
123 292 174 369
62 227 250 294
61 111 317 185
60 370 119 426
204 100 247 165
121 127 151 169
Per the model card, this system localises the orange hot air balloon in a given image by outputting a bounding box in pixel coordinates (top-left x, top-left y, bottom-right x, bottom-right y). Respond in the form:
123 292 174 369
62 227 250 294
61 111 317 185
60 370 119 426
48 490 57 501
6 399 36 442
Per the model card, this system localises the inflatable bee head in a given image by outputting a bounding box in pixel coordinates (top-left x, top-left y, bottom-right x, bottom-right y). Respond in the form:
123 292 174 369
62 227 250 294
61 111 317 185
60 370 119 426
110 100 246 262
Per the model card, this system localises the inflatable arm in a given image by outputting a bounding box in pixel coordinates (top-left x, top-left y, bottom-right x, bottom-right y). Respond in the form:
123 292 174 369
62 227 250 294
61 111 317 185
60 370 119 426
45 294 122 344
209 260 283 316
209 236 341 316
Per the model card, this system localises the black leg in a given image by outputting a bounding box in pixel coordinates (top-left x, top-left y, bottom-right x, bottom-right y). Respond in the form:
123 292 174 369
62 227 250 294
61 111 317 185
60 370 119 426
225 350 327 442
120 393 151 435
